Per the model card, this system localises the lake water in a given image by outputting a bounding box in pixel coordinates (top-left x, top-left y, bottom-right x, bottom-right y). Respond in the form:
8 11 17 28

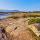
0 13 11 19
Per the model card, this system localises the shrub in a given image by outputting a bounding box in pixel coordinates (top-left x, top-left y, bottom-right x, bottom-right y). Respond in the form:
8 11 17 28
28 18 40 25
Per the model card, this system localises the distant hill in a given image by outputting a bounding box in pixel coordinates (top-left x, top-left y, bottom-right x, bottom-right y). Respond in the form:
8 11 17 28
0 10 22 15
0 10 21 13
32 11 40 13
29 11 40 13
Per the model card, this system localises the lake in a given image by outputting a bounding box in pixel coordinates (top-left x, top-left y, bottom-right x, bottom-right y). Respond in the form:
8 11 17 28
0 13 11 19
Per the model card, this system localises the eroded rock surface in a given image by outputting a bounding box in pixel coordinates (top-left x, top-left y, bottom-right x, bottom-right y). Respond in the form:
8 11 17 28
0 27 8 40
0 17 39 40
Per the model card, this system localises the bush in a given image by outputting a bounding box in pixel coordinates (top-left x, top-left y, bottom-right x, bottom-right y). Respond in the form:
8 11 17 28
28 18 40 25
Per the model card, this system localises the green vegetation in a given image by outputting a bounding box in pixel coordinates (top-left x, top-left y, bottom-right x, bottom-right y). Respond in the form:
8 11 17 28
28 18 40 25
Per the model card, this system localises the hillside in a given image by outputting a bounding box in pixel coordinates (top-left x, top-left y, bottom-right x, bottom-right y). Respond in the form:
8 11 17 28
0 13 40 40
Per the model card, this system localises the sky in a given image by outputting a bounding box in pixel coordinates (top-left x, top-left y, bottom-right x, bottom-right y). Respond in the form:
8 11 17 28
0 0 40 11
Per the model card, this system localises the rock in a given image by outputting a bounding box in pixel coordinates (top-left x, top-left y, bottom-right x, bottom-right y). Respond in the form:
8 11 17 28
1 38 4 40
0 33 2 39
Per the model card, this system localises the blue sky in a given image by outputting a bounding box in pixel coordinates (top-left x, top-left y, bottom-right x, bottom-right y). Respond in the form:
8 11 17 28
0 0 40 11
